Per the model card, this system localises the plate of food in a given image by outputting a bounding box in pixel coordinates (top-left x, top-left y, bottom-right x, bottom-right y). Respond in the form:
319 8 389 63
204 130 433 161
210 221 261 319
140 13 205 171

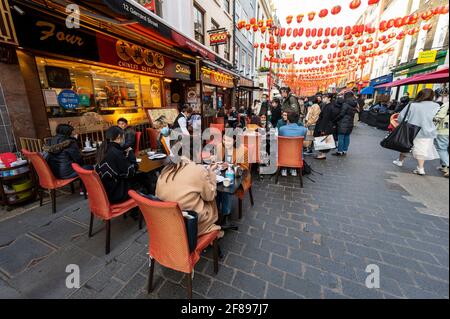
149 153 167 160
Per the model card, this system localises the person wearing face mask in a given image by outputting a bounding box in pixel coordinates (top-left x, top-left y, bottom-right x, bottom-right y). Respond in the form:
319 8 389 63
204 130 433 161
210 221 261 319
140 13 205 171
95 126 139 204
158 126 172 155
270 98 282 128
259 94 270 116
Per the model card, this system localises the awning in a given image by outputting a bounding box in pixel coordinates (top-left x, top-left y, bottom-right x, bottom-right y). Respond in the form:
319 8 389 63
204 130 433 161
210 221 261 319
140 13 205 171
375 67 449 88
360 86 375 95
101 0 231 67
401 67 449 85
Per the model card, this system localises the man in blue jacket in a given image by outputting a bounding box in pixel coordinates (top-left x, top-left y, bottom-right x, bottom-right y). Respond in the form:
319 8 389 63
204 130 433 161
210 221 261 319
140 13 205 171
279 112 307 176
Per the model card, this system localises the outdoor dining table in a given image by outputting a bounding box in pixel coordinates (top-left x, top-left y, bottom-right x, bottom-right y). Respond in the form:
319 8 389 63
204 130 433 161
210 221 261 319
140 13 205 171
137 154 165 173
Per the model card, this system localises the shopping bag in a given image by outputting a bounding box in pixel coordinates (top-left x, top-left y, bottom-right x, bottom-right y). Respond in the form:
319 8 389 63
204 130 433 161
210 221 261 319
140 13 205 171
314 135 336 151
380 104 421 153
183 211 198 253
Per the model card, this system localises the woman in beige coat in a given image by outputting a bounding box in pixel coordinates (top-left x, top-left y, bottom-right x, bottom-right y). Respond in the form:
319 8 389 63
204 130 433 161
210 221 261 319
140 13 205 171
304 97 322 153
156 156 221 236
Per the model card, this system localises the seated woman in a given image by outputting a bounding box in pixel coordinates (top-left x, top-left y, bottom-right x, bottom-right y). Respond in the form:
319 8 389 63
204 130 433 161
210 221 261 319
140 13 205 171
95 126 138 204
216 135 252 228
44 124 85 179
155 156 221 237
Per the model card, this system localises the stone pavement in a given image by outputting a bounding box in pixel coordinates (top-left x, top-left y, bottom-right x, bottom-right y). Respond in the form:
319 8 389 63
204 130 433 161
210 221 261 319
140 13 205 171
0 123 448 299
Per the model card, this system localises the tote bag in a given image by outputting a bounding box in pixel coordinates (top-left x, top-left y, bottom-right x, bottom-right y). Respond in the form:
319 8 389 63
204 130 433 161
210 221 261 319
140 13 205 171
314 135 336 151
380 104 421 153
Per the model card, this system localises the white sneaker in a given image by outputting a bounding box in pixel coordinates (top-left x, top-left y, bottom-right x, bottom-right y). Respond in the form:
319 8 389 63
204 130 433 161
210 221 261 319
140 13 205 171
393 160 404 167
290 169 298 177
281 169 288 177
413 167 426 176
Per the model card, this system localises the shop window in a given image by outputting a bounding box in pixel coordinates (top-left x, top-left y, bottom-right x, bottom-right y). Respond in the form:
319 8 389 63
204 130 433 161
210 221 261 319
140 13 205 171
223 0 230 14
35 57 162 120
224 39 231 61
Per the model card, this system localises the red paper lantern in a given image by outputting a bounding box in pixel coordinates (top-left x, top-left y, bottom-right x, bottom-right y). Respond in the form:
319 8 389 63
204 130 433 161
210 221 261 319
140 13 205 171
287 28 293 37
250 18 256 25
298 28 304 36
441 5 449 14
350 0 362 10
331 27 338 36
280 28 286 37
319 9 329 18
260 43 265 49
337 27 344 36
246 24 251 31
261 26 267 34
266 19 273 27
423 24 432 31
318 28 324 37
368 0 380 5
286 15 293 24
325 27 331 37
253 43 259 49
387 19 395 29
311 28 317 37
297 14 304 23
323 38 330 44
293 28 298 37
331 5 342 15
308 12 316 21
306 28 311 37
253 25 259 32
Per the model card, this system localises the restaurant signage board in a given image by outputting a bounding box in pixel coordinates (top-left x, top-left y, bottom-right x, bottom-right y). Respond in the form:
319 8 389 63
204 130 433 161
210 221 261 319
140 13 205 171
208 29 229 46
417 50 437 64
97 35 193 80
201 69 235 88
12 6 193 81
12 7 100 61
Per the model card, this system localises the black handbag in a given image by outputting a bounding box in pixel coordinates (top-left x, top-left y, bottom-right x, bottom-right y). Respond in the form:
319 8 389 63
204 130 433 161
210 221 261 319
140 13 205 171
183 211 198 253
380 104 421 153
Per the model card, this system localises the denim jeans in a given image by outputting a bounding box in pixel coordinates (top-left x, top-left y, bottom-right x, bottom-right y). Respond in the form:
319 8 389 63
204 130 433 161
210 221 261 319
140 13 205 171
216 192 233 217
434 135 449 167
338 134 351 153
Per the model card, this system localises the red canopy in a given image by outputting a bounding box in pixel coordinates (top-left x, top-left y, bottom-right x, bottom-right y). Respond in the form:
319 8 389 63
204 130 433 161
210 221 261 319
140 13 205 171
375 67 449 88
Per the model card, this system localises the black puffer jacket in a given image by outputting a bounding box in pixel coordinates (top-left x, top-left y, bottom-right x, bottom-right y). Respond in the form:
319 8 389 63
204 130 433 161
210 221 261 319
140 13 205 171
95 142 138 204
335 98 357 135
314 102 341 137
44 135 82 179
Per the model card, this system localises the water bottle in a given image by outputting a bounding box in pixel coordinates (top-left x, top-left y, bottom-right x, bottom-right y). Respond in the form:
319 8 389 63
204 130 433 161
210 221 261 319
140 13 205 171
225 166 235 185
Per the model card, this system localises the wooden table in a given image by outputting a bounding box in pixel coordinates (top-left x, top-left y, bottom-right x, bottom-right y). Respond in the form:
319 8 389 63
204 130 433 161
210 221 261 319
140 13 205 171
137 155 165 173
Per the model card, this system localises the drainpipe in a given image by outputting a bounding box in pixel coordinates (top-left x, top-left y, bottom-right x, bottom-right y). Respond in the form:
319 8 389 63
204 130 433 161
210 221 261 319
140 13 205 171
232 0 237 70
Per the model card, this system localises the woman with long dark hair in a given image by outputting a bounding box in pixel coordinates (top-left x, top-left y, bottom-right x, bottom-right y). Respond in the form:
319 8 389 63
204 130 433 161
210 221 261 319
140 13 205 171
393 89 441 176
270 98 282 128
95 126 138 203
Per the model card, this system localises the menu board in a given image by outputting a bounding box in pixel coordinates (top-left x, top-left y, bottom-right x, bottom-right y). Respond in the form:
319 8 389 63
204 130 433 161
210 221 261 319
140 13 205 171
146 108 179 126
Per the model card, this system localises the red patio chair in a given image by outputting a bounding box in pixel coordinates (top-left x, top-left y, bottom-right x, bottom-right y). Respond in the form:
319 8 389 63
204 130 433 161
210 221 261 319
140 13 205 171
22 149 79 214
276 136 304 187
128 190 220 299
134 131 142 156
146 128 159 151
210 123 225 133
72 164 139 254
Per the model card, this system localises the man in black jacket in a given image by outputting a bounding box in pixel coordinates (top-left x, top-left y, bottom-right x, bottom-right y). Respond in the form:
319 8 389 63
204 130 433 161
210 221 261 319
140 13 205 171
333 92 357 156
117 118 136 151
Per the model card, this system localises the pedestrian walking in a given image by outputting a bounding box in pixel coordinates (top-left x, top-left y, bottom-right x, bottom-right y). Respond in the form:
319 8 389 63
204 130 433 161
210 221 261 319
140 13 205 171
433 102 449 177
333 92 357 156
392 89 441 176
314 93 340 160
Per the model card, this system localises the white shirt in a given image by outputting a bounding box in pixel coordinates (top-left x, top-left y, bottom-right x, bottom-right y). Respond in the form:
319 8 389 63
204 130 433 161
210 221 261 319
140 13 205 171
177 114 190 135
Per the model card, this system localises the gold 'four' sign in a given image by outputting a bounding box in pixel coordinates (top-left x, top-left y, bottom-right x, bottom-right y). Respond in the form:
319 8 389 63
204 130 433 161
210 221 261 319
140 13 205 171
115 40 165 69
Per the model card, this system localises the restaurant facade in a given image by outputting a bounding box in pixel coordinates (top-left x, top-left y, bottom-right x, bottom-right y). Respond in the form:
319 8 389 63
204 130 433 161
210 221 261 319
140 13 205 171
4 0 242 142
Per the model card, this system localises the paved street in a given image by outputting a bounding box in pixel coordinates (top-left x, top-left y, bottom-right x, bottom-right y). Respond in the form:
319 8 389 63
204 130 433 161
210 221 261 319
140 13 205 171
0 123 448 299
